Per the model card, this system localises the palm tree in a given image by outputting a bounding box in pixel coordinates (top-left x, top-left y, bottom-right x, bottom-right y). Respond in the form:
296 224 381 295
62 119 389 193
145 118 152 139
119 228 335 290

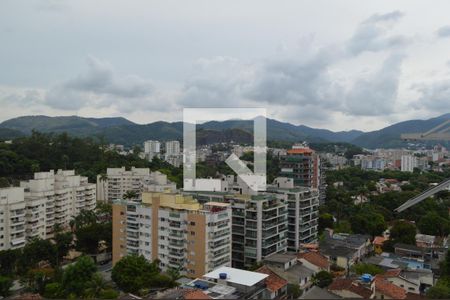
84 273 109 298
99 173 108 201
123 190 139 200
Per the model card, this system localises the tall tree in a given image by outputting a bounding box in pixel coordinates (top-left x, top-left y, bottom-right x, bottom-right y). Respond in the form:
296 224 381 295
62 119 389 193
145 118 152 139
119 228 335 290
61 256 97 297
390 221 417 245
0 249 20 276
312 271 333 288
418 212 450 236
111 255 159 293
0 276 13 298
18 238 57 274
54 231 73 266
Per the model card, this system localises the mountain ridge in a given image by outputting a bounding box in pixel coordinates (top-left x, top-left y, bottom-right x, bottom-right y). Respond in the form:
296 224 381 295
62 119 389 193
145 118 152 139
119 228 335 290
0 113 449 148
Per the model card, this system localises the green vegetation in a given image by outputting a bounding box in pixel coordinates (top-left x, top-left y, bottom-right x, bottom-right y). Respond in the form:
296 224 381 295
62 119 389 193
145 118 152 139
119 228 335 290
352 263 383 276
322 167 450 238
0 131 185 188
0 276 13 298
389 221 417 245
0 203 114 299
287 283 301 298
111 255 176 294
418 211 450 236
427 250 450 299
312 271 333 288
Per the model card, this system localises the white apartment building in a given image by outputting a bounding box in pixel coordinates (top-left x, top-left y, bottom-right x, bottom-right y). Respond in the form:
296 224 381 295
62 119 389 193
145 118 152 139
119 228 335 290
143 140 161 161
20 170 96 239
401 155 418 172
0 188 26 251
164 141 182 167
0 170 96 250
97 167 176 202
165 140 180 156
113 192 232 278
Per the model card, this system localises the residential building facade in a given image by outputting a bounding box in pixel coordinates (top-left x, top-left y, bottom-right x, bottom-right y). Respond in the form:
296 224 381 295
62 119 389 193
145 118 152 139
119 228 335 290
0 187 26 251
268 177 319 250
186 191 288 269
143 140 161 160
1 170 96 250
112 191 232 278
20 170 96 239
96 167 176 202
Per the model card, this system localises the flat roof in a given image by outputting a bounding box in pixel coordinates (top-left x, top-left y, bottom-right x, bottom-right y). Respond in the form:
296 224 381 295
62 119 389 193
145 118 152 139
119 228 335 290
264 252 298 264
203 266 268 287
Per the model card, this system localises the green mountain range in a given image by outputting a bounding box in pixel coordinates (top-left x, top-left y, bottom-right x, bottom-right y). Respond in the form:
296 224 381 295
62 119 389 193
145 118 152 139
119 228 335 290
0 113 448 148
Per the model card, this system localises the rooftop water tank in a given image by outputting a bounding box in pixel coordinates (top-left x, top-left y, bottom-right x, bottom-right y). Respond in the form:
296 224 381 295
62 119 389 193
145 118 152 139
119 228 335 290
219 273 227 280
361 274 373 283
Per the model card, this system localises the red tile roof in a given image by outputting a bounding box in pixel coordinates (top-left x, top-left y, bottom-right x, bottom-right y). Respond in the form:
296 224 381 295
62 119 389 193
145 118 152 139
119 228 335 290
287 148 314 155
183 289 211 300
328 279 372 299
298 251 330 269
383 268 402 277
256 266 288 292
374 275 406 299
373 236 387 246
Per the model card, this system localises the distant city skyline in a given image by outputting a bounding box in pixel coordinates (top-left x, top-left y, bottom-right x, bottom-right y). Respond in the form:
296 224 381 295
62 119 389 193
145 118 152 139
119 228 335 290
2 0 450 131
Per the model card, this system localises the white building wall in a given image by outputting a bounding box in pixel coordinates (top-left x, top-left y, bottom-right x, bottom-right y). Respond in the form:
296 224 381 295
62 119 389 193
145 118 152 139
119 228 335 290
0 188 26 251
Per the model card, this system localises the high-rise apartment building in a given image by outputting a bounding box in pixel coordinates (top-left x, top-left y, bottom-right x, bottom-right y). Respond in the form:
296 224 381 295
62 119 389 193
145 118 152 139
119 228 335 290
144 140 161 154
143 140 161 160
96 167 176 202
165 141 180 156
268 177 319 250
112 191 232 278
20 170 96 239
164 141 182 167
279 143 325 202
186 191 288 269
401 155 418 172
280 144 320 188
0 187 26 251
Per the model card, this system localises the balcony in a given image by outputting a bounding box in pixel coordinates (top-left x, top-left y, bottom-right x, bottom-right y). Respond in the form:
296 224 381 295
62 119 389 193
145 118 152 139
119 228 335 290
209 239 230 249
168 240 185 248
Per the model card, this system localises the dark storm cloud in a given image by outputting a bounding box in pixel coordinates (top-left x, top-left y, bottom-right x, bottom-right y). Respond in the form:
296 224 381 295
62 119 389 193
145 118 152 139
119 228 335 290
45 56 154 110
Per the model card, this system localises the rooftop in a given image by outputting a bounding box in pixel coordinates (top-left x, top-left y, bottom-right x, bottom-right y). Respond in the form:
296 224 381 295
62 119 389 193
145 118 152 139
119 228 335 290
287 148 314 155
202 266 268 287
374 275 407 299
264 252 297 264
298 251 330 269
373 236 387 246
328 278 372 299
183 289 212 300
256 266 288 292
300 286 341 299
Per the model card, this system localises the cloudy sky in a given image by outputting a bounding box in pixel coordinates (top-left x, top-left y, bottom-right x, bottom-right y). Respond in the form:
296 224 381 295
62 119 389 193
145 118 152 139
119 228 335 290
1 0 450 131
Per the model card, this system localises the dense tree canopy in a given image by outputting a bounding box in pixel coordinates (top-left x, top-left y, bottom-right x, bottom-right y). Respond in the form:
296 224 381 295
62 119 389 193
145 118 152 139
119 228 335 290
312 271 333 288
111 255 176 294
61 256 97 297
390 221 417 245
